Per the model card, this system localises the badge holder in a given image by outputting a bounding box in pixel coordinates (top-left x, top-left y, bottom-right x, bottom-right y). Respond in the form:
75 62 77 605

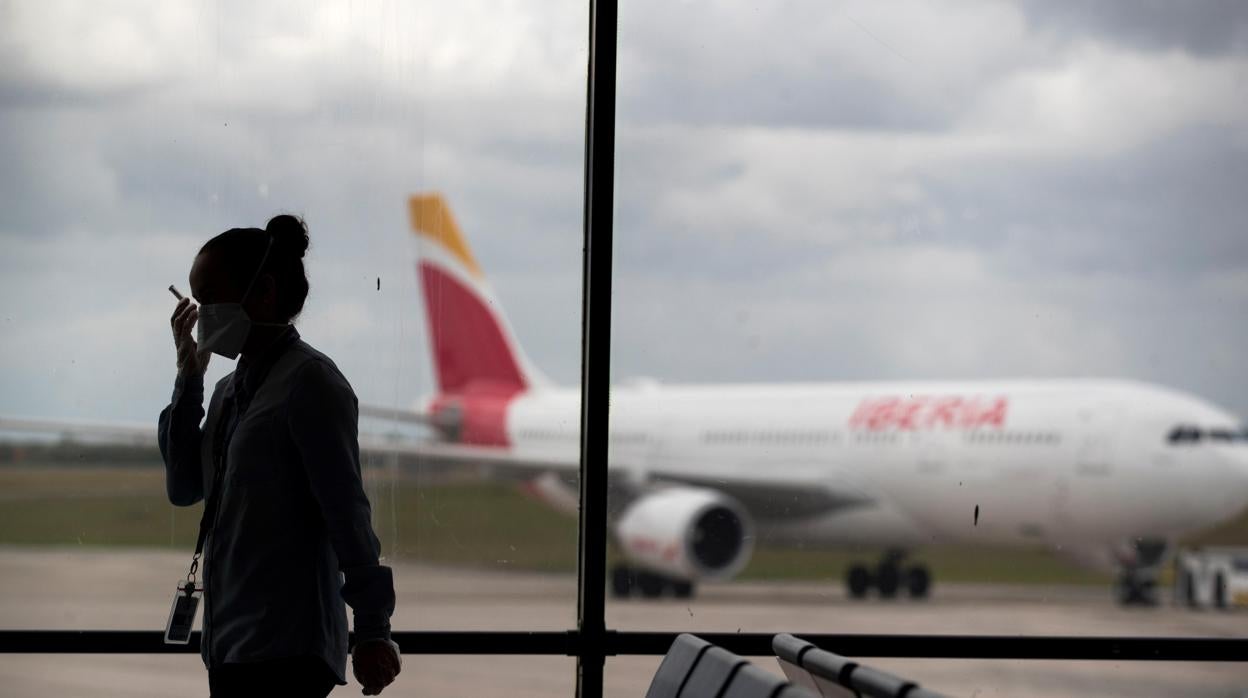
163 375 242 646
165 452 221 646
164 575 202 645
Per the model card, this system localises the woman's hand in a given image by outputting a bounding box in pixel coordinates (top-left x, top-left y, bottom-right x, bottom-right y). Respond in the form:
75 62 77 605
351 638 401 695
170 297 210 377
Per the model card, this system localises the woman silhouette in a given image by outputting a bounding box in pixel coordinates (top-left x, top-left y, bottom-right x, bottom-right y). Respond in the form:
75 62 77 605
159 215 400 696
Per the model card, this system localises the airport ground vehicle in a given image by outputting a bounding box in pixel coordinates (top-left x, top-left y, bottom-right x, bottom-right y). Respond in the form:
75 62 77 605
1174 547 1248 609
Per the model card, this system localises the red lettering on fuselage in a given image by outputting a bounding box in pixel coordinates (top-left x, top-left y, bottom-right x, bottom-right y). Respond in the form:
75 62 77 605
978 397 1008 428
928 397 961 427
849 395 1008 431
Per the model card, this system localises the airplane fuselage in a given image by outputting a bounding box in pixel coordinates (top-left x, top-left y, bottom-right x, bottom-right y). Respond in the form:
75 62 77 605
495 379 1248 558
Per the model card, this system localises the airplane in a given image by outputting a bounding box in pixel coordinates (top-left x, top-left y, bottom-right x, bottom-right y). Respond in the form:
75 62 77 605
401 193 1248 606
3 193 1246 607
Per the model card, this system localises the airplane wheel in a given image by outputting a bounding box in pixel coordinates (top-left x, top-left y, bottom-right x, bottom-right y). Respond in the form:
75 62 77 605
906 565 931 599
847 565 871 599
1115 581 1139 606
876 564 900 599
637 571 666 599
611 565 634 599
673 580 695 599
1115 575 1159 606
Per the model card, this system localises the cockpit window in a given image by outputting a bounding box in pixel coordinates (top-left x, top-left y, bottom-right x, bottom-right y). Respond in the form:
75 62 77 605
1170 425 1248 444
1167 425 1202 444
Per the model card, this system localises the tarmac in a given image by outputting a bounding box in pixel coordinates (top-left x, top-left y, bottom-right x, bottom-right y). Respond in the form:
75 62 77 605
0 547 1244 697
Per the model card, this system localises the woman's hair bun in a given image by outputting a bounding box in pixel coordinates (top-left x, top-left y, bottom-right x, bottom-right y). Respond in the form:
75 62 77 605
266 214 309 259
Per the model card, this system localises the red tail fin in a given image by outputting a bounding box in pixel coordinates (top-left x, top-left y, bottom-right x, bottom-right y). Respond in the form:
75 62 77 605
410 194 537 397
418 261 527 395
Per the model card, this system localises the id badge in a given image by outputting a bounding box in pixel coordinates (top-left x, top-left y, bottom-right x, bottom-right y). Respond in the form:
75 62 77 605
164 580 202 645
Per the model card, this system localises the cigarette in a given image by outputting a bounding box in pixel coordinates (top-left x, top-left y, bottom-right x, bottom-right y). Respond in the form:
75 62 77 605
168 285 184 301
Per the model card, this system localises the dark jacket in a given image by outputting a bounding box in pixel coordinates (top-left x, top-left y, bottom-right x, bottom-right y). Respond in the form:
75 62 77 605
158 326 394 685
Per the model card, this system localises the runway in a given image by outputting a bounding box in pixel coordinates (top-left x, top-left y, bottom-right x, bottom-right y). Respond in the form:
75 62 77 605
0 547 1243 697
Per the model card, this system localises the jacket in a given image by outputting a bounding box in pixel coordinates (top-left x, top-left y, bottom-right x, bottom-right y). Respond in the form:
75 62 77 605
158 326 395 685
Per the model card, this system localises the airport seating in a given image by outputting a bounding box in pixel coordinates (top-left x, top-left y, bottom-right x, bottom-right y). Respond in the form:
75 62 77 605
646 633 819 698
772 634 948 698
646 634 712 698
721 661 816 698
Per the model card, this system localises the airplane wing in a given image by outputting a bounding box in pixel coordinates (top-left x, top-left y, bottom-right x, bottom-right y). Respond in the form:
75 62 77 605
649 470 875 521
358 430 874 522
357 433 576 477
0 408 558 480
358 404 439 426
0 407 439 453
2 411 873 523
0 415 158 446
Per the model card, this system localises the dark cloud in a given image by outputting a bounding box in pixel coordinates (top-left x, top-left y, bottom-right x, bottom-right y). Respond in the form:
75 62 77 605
619 65 949 131
2 0 1247 423
1019 0 1248 56
616 1 959 131
918 125 1248 282
0 80 155 109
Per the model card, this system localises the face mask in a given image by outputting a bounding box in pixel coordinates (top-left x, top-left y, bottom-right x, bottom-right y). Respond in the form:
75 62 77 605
196 303 253 360
196 235 287 359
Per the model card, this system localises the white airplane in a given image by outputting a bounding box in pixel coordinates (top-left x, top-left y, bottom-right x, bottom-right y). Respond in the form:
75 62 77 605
3 193 1246 606
402 193 1248 606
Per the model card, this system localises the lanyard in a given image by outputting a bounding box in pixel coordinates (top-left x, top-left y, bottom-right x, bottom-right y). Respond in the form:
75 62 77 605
184 393 242 587
182 328 296 587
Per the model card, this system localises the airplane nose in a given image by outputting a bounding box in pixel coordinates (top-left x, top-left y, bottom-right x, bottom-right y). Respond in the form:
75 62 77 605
1204 449 1248 521
1227 450 1248 501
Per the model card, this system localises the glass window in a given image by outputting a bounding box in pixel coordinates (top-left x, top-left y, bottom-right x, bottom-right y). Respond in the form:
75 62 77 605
1 0 586 692
4 1 1247 696
605 0 1248 672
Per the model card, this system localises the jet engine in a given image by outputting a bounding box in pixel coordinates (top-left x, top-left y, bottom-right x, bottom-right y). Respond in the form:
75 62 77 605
613 486 754 581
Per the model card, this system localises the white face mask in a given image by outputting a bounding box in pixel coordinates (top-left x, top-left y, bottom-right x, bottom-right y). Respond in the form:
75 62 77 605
196 235 287 360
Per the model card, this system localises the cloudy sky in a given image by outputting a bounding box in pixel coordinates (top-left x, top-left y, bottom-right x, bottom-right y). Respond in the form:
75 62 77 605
1 0 1246 426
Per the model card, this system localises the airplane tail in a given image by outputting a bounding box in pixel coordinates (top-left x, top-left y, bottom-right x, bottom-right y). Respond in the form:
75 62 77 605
409 193 548 398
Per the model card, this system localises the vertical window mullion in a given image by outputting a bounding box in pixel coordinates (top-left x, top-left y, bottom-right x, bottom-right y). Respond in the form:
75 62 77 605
576 0 619 696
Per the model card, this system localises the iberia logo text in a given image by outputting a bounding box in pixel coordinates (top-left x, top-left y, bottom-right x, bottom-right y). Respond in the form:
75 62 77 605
849 396 1008 431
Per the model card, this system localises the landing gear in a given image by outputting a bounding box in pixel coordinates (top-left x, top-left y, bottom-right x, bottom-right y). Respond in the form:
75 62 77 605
636 569 666 598
906 565 932 598
612 565 634 597
845 550 931 601
1179 570 1197 607
611 564 697 600
1115 539 1167 607
847 565 871 599
1115 571 1158 606
876 562 900 598
672 580 695 599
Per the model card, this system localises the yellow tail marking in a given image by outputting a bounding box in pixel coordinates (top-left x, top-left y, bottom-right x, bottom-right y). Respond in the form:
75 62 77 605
408 193 483 278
